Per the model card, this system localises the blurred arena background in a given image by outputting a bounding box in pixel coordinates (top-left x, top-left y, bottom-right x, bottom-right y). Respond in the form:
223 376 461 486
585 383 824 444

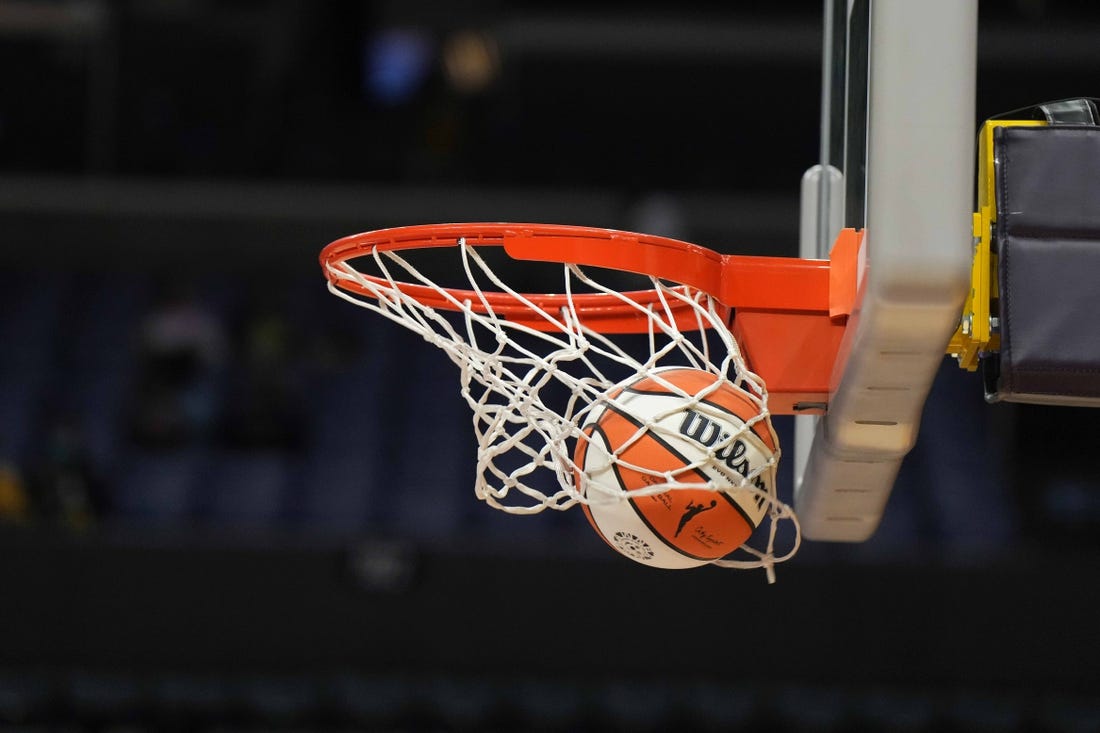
1 1 1100 731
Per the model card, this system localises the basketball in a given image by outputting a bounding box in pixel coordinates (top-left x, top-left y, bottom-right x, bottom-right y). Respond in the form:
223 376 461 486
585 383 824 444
575 368 777 569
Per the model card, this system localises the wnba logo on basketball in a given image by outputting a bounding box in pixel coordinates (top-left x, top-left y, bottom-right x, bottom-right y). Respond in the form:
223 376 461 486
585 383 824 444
575 368 778 569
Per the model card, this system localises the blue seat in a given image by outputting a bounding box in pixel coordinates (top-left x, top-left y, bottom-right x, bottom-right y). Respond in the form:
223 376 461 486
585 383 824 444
296 360 387 535
112 449 205 525
294 452 378 535
0 669 51 722
326 674 414 726
385 350 472 541
304 317 394 452
0 271 68 376
200 451 289 529
235 675 319 725
65 272 151 371
68 671 145 719
0 375 45 462
308 371 387 452
55 369 132 469
856 689 938 732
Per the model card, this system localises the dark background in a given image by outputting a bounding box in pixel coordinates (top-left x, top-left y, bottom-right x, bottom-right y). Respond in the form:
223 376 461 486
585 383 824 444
1 1 1100 731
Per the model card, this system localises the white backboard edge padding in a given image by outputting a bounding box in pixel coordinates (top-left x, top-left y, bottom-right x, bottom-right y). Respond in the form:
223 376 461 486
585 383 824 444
795 0 977 541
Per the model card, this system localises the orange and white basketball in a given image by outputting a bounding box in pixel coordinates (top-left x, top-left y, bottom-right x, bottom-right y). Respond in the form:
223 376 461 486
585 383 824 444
575 368 777 569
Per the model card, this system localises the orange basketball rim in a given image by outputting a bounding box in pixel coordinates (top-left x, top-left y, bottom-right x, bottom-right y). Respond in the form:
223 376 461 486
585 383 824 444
320 222 864 415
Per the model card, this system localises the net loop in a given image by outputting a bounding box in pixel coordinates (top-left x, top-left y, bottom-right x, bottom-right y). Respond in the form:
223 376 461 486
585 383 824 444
324 229 801 580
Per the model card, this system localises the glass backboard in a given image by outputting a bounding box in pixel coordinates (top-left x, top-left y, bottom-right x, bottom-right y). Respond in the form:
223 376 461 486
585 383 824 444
794 0 978 541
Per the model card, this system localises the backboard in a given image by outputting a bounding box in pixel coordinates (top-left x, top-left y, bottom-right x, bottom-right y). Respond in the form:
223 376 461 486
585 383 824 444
793 0 977 540
319 0 982 559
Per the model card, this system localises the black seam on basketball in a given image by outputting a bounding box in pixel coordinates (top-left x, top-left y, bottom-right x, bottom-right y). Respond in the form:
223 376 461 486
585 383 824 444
577 425 619 552
601 401 728 562
717 490 757 531
618 383 771 449
583 424 658 553
601 401 711 484
602 398 772 502
609 459 714 563
575 425 594 476
612 389 774 464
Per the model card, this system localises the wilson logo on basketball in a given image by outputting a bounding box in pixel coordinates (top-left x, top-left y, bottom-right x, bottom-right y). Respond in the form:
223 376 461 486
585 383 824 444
678 410 768 511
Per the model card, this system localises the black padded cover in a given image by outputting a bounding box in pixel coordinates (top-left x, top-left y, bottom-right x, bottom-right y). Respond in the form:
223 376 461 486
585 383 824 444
990 122 1100 404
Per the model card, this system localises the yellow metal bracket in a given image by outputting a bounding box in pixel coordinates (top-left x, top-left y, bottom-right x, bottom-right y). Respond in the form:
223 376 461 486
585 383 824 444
948 118 1046 370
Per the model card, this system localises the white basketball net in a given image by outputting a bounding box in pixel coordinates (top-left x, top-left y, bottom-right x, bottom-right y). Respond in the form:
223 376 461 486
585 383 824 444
325 239 800 581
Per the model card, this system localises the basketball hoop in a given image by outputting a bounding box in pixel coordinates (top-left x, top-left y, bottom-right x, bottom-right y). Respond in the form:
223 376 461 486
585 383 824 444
320 223 860 581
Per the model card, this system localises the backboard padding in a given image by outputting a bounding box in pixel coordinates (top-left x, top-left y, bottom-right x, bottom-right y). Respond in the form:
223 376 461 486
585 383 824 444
794 0 977 541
